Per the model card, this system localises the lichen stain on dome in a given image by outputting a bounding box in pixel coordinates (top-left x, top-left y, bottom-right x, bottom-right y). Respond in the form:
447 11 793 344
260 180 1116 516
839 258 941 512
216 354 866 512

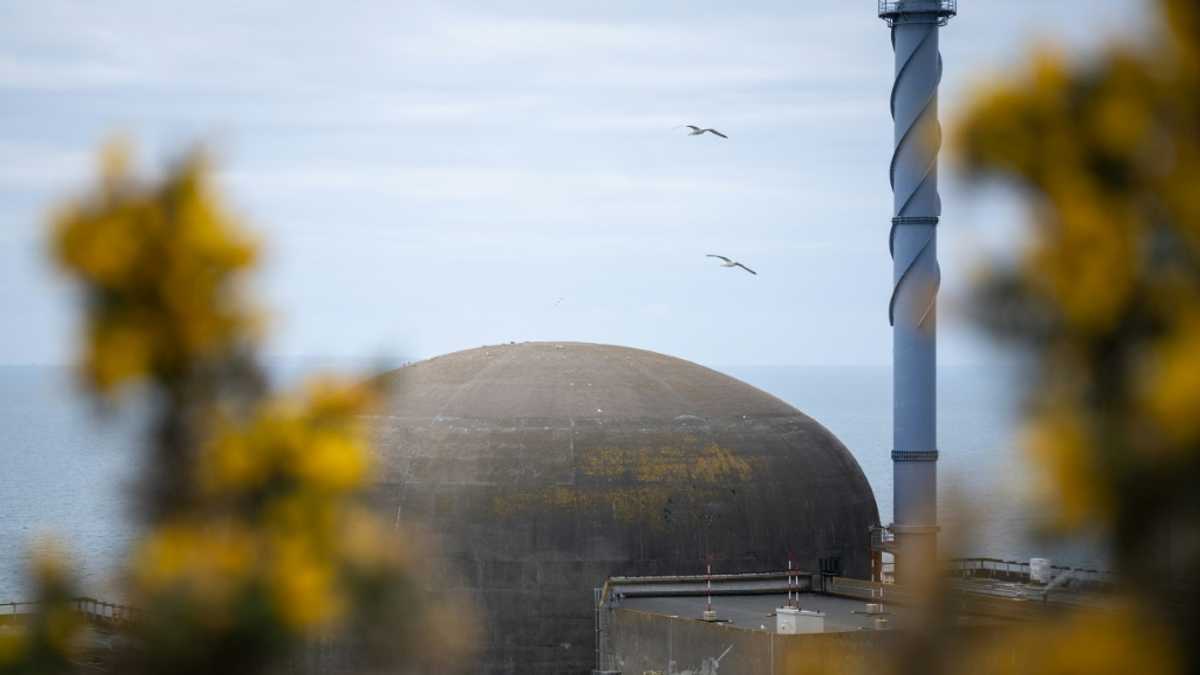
489 485 670 524
580 443 754 483
491 483 741 529
491 443 757 525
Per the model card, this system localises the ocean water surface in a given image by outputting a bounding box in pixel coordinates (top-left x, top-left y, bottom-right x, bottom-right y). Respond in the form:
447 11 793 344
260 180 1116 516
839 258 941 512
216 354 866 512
0 361 1101 600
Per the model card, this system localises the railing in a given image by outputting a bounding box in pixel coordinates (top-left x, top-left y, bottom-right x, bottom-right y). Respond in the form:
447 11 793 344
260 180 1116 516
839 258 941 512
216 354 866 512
878 0 957 26
826 576 914 604
827 575 1100 619
0 597 142 625
870 525 896 551
0 600 41 617
948 558 1116 589
603 570 813 603
862 547 1115 589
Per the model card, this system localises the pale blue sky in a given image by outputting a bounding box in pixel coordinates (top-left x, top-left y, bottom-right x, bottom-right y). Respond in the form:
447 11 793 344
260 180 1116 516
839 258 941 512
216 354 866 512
0 0 1144 367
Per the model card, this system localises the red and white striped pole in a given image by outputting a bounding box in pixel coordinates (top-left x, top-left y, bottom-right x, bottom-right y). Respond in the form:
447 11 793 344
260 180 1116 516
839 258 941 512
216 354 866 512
787 560 793 606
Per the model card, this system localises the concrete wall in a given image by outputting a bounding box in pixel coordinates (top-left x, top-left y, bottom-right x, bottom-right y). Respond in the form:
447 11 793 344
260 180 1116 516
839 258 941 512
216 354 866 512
370 412 878 674
608 609 894 675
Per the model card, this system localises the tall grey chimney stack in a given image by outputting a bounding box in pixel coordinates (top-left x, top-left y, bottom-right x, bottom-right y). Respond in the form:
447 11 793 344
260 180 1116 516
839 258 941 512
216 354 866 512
878 0 955 583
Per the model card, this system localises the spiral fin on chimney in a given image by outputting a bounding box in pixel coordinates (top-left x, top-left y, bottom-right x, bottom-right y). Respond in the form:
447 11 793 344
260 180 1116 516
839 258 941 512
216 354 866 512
879 0 955 584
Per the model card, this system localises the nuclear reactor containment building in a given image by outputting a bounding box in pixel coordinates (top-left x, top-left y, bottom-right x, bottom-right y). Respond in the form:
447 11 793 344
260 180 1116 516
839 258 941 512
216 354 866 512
370 342 879 675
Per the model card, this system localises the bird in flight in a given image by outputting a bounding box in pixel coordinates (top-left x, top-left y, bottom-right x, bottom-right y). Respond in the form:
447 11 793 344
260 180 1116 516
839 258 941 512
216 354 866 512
707 254 756 275
679 125 728 139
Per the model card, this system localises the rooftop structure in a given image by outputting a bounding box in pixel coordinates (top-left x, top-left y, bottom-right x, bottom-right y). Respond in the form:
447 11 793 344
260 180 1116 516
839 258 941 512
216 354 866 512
596 567 1110 674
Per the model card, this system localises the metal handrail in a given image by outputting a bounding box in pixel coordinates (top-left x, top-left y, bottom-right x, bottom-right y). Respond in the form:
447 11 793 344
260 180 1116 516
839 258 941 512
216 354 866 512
879 0 957 26
0 597 142 624
947 557 1116 588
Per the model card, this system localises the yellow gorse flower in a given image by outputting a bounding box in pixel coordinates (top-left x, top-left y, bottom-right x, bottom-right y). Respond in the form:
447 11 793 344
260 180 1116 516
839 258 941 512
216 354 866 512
967 600 1178 675
267 533 344 631
954 0 1200 530
1141 311 1200 447
0 543 88 673
131 523 256 622
1023 411 1110 529
33 144 474 674
954 2 1200 670
51 142 257 392
200 379 373 497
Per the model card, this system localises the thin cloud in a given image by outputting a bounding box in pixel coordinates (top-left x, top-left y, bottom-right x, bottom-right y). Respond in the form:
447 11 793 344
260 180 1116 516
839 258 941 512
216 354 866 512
220 165 796 198
0 0 1147 367
0 141 91 190
0 57 141 90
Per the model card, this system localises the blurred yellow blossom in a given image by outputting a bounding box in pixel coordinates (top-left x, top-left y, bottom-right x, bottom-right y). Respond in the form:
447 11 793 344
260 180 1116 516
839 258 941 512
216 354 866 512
0 543 87 675
199 379 373 498
1027 179 1136 333
0 631 29 670
1141 311 1200 447
955 0 1200 670
268 537 342 632
51 142 257 392
295 431 367 491
967 600 1178 675
132 524 254 600
1023 411 1110 528
36 144 474 675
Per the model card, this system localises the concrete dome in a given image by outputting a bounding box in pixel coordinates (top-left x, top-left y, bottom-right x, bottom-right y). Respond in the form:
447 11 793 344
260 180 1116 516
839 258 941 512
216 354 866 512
370 342 879 675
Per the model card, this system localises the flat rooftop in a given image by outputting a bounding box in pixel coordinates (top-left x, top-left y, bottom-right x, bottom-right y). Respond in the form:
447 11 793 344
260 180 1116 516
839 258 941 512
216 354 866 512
618 592 898 633
600 569 1106 634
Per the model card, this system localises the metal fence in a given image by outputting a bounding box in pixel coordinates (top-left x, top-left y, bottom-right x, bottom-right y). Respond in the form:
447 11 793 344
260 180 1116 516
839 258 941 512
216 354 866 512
0 597 141 625
948 558 1116 589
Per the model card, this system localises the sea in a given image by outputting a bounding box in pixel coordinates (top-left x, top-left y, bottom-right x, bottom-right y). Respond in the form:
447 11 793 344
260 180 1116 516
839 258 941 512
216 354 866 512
0 362 1105 600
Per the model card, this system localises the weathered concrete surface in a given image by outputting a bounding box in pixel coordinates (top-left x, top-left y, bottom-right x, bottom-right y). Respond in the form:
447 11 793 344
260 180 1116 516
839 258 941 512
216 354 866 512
369 342 880 675
609 608 893 675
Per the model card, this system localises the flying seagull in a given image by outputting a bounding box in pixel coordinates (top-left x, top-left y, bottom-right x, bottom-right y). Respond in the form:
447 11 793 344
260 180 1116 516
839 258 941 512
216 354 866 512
679 125 728 139
707 254 757 275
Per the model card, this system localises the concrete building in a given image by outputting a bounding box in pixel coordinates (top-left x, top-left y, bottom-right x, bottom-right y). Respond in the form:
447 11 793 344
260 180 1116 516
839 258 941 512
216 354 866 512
596 567 1110 675
599 574 907 675
370 342 880 674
